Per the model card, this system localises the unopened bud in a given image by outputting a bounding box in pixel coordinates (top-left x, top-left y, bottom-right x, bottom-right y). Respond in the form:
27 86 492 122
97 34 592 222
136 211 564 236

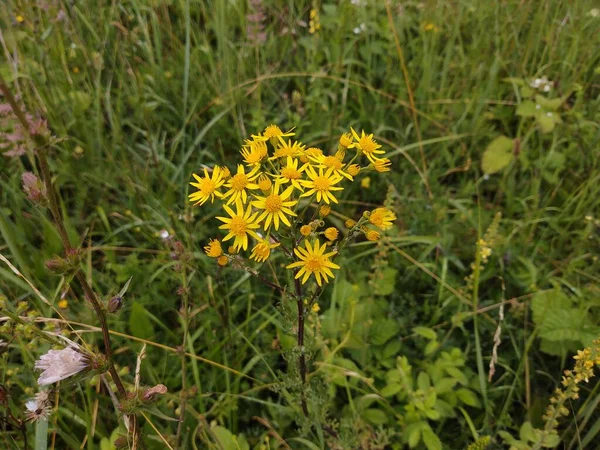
108 296 123 313
45 256 69 274
142 384 168 402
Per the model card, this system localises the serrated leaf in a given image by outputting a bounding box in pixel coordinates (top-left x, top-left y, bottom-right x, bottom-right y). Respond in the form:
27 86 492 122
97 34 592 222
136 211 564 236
481 136 514 174
422 425 443 450
516 101 537 117
370 318 400 345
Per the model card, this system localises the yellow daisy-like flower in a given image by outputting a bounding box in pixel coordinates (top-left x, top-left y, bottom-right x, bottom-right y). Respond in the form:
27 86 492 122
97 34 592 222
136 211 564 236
324 227 338 241
300 225 312 236
250 238 281 263
300 165 344 204
271 138 306 159
204 239 222 258
286 239 340 286
216 200 261 251
278 156 307 191
222 164 261 205
310 151 353 181
369 207 396 230
311 303 320 313
261 124 295 146
349 128 385 164
361 177 371 189
189 166 225 206
252 182 298 230
373 158 391 172
241 139 268 166
345 219 356 228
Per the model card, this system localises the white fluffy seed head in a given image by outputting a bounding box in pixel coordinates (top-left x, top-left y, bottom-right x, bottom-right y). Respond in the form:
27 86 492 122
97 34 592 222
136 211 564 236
35 347 89 386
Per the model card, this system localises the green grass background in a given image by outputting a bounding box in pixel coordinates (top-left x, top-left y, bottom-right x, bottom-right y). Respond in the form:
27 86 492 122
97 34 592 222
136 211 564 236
1 0 599 449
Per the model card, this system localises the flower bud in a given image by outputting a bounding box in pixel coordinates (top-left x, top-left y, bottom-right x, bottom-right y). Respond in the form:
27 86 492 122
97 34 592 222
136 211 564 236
324 227 338 241
300 225 312 236
365 229 381 241
217 255 228 266
258 175 272 192
108 296 123 313
346 164 360 176
45 256 69 274
345 219 356 228
319 205 331 217
339 132 353 149
373 158 391 172
141 384 168 402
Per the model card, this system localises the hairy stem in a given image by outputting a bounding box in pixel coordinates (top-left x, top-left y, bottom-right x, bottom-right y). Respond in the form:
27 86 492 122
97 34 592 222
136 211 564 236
294 274 309 416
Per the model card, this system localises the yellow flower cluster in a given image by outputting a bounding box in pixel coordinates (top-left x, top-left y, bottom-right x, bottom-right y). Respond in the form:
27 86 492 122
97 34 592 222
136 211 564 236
543 341 600 431
190 125 393 286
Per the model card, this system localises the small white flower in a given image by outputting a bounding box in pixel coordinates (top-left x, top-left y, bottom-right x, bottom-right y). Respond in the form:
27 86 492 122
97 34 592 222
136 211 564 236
159 229 170 240
536 104 541 110
546 112 553 117
588 8 599 17
353 27 361 34
35 347 89 385
530 78 542 88
543 84 551 92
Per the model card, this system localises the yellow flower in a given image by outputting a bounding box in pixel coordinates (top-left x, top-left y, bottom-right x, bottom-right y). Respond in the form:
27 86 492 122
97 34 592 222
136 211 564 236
286 239 340 286
423 23 439 32
57 299 68 309
16 15 25 23
216 200 261 251
365 229 381 241
271 138 306 159
349 128 385 164
221 166 231 179
319 205 331 217
189 166 225 206
345 219 356 228
262 124 294 146
324 227 338 241
300 165 344 204
252 182 298 230
305 147 323 158
278 156 307 191
250 238 280 263
311 152 353 181
361 177 371 189
204 239 223 258
241 139 268 165
369 208 396 230
217 256 228 266
346 164 360 176
339 132 353 148
228 245 238 254
300 225 312 236
258 175 272 192
373 158 391 172
222 164 261 205
312 303 320 313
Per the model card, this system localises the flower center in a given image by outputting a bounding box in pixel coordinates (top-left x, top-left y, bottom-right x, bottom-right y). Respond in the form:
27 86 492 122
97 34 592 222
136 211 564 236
230 174 248 191
281 167 301 180
264 125 282 138
323 156 343 170
230 216 248 236
264 194 283 212
359 138 376 153
305 256 324 271
200 179 216 194
313 176 331 191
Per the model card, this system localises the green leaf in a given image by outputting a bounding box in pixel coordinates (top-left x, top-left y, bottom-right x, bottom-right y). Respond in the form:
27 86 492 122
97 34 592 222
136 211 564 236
456 388 480 407
541 432 560 447
362 408 389 425
380 383 403 397
519 422 537 443
374 267 397 296
417 372 431 391
405 422 423 448
434 378 457 395
536 112 557 133
445 367 468 385
516 101 537 117
535 94 563 111
413 326 437 340
424 340 440 356
211 426 249 450
481 136 514 174
370 318 400 345
422 424 443 450
128 302 155 340
68 91 92 114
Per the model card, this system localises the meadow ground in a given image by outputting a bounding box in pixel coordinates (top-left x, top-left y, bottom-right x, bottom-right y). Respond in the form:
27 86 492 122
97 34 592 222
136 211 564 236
1 1 599 449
